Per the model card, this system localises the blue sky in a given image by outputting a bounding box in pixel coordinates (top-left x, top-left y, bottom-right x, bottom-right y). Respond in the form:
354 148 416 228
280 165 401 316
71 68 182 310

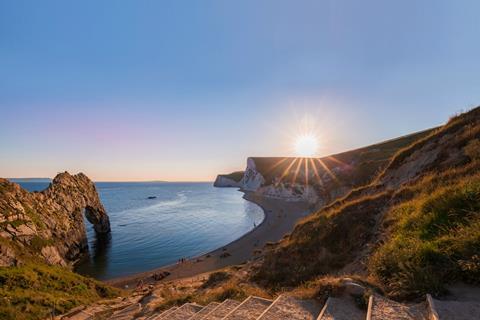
1 1 480 181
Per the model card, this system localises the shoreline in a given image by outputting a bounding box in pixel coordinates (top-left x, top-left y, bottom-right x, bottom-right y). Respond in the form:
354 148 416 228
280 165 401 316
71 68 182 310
105 191 311 289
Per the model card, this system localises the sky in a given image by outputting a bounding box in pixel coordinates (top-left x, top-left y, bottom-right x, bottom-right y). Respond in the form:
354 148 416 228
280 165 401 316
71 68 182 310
1 1 480 181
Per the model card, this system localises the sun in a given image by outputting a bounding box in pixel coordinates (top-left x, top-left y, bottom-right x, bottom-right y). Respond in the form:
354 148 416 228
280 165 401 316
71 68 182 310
294 134 319 157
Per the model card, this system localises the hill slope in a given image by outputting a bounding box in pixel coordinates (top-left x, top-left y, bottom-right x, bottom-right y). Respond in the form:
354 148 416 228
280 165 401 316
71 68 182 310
253 107 480 299
216 129 433 206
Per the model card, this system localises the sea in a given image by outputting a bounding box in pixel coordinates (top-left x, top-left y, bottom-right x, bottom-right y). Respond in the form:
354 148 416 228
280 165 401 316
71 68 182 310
16 181 264 280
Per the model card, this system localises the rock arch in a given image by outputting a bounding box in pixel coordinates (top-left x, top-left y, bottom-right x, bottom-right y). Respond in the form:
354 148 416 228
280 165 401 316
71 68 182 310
0 172 110 266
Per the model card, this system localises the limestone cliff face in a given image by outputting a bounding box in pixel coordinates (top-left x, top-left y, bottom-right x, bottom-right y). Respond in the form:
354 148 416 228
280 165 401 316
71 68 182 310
0 172 110 267
243 158 266 191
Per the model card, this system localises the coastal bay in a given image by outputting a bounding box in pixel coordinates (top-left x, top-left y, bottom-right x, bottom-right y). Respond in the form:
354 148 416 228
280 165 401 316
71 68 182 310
107 192 311 288
17 182 265 280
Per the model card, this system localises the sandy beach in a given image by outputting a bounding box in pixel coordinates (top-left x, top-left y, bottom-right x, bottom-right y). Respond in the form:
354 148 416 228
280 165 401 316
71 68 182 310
107 192 312 289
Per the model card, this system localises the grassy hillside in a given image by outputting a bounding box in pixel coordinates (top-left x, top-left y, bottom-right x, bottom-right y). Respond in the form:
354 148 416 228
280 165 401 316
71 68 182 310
218 171 244 182
370 171 480 299
0 261 121 320
253 107 480 299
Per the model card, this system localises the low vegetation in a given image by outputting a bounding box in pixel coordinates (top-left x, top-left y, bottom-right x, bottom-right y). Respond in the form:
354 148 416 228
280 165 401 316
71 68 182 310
0 262 121 320
370 174 480 299
253 107 480 300
153 269 270 312
219 171 244 183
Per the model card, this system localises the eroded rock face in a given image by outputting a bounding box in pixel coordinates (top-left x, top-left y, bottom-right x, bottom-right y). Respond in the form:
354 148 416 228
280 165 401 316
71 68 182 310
0 172 110 267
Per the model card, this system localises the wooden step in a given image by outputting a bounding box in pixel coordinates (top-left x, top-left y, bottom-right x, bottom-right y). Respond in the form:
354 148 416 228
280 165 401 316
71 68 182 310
153 306 178 319
188 302 221 320
427 294 480 320
368 295 427 320
201 299 241 320
257 295 322 320
223 296 273 320
166 303 204 320
109 303 141 320
317 297 365 320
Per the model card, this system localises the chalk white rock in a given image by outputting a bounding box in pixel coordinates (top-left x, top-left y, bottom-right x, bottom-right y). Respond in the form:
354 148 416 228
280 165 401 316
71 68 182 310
242 158 265 191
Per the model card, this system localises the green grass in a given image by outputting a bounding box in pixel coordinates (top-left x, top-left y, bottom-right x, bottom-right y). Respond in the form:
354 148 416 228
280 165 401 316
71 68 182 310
369 175 480 299
0 219 27 229
29 235 54 252
0 263 121 320
22 205 46 230
220 171 244 182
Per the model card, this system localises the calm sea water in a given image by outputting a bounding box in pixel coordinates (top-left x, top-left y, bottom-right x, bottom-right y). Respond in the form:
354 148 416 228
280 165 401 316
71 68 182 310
17 182 264 280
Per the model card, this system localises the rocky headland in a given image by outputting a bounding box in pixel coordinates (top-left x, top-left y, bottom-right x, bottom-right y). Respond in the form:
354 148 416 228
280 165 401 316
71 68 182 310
0 172 110 267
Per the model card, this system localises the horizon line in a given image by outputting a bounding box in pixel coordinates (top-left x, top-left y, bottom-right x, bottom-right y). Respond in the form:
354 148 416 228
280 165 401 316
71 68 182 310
6 178 215 183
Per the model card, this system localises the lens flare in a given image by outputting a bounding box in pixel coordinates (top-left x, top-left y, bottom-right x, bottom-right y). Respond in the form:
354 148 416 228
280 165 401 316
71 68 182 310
294 134 319 157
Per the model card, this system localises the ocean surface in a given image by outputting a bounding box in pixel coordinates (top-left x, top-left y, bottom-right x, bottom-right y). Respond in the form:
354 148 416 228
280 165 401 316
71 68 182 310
16 182 264 280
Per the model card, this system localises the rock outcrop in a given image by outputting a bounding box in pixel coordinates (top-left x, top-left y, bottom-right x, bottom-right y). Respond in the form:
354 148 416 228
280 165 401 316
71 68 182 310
0 172 110 266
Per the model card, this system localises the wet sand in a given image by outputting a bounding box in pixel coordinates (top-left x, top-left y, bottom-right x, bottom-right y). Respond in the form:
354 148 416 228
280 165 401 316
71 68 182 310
106 192 311 289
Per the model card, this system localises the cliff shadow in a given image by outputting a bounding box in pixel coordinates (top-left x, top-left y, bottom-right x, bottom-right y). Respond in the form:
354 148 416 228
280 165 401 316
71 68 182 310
74 213 112 279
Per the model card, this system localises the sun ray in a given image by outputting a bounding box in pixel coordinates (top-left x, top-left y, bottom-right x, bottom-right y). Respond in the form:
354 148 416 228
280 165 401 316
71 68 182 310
264 157 289 176
277 157 298 184
309 158 324 186
315 158 338 182
292 157 304 184
325 156 348 167
304 157 309 187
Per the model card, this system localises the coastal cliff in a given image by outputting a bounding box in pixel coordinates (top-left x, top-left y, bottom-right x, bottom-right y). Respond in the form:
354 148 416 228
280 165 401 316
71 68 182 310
0 172 110 267
217 129 433 205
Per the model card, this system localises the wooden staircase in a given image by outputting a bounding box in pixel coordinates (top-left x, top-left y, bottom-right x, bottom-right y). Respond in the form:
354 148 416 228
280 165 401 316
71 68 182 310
60 292 479 319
